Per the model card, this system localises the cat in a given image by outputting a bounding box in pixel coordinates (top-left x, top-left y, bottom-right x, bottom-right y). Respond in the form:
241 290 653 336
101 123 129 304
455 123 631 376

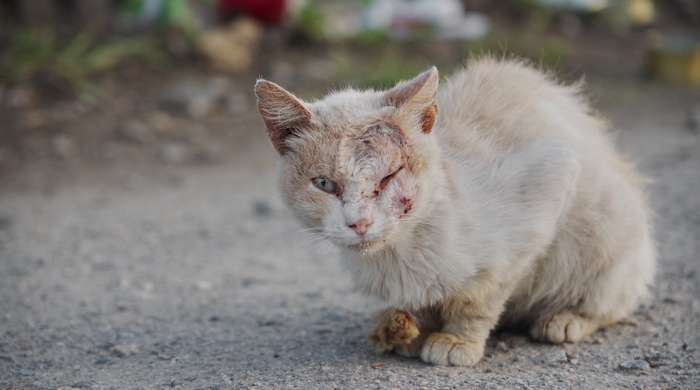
254 58 656 366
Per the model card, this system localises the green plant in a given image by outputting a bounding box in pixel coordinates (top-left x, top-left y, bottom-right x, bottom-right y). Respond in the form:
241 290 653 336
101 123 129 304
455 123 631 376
296 0 326 41
1 30 164 93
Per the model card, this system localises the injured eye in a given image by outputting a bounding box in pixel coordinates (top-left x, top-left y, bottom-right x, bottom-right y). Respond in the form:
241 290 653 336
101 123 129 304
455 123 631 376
379 165 404 191
312 176 339 195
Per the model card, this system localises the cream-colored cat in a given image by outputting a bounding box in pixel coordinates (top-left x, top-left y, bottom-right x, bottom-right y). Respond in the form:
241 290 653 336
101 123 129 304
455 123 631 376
254 58 655 366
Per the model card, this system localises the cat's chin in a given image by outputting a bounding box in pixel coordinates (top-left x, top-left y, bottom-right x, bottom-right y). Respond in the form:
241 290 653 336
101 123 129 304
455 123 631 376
345 239 388 255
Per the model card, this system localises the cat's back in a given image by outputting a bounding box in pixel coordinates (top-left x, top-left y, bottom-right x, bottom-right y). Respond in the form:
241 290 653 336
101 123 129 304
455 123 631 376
436 58 604 159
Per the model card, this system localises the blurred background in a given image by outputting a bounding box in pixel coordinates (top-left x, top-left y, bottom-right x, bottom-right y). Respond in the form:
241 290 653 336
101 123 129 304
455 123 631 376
1 1 700 388
0 0 699 180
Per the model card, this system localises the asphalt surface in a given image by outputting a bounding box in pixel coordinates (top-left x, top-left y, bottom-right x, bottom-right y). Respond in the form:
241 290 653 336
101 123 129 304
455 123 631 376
1 80 699 389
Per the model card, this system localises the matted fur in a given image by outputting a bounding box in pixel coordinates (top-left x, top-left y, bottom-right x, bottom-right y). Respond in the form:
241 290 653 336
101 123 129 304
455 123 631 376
254 58 656 366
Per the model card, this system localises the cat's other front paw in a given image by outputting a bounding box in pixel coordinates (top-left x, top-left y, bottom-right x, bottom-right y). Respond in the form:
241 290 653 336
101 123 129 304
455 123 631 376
369 309 420 354
420 332 484 366
530 311 599 344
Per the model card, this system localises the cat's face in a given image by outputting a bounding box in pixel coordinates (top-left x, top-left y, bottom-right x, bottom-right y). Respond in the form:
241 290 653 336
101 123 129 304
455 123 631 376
255 68 439 253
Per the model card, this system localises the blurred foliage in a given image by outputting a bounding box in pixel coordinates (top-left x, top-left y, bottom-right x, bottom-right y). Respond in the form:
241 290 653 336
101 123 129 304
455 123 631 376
0 30 165 94
464 32 572 69
122 0 202 35
335 29 572 90
294 0 326 42
351 30 392 47
334 46 432 89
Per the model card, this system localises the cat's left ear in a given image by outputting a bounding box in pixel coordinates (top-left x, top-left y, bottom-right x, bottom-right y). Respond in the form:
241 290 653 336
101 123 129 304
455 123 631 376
384 66 439 134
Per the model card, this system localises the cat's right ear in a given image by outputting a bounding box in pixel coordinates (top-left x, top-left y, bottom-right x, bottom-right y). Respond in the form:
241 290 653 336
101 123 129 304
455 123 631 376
255 79 312 155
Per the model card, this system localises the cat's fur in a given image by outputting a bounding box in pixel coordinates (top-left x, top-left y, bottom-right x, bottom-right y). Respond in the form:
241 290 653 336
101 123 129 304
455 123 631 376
254 58 655 366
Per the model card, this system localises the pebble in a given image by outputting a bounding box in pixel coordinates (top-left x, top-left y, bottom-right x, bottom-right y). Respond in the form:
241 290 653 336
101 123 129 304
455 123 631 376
196 280 213 291
159 77 230 119
619 359 651 370
94 356 111 365
111 343 140 358
7 86 35 108
227 92 249 115
662 295 681 304
159 143 191 164
0 215 13 231
686 106 700 132
496 341 509 352
193 141 225 163
119 121 154 144
253 200 272 217
542 349 568 365
52 134 76 159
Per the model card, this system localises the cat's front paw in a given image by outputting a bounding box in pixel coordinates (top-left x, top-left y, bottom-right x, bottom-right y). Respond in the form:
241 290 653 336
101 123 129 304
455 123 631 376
369 309 420 354
420 332 484 366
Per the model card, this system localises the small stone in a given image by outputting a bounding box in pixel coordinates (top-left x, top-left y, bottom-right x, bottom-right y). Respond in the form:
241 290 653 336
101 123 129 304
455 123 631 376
159 76 230 118
94 356 111 365
7 86 35 108
662 296 681 304
686 106 700 132
496 341 509 352
542 349 568 365
190 141 224 164
147 111 176 132
52 134 76 159
437 370 459 377
111 343 140 357
253 200 272 217
196 280 212 291
119 121 154 144
0 215 13 230
159 143 191 164
619 359 651 370
682 343 697 353
227 92 248 115
371 362 385 369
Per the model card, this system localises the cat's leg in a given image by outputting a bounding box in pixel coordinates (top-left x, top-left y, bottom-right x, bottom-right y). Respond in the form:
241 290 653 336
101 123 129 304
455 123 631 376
420 274 511 366
531 230 655 344
369 307 441 357
393 307 442 357
368 309 420 354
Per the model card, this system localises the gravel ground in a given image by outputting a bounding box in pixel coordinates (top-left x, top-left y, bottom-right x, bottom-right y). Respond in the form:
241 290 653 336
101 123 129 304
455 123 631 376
0 78 699 389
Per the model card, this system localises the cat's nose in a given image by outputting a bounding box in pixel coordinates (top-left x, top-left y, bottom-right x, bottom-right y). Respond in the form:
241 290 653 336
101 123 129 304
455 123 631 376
348 218 373 236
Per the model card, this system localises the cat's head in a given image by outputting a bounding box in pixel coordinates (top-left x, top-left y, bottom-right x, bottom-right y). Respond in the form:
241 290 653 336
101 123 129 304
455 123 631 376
255 67 441 254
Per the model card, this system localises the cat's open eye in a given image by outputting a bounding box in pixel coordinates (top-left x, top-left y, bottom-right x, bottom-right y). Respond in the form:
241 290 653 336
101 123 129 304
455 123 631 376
379 165 404 192
311 176 339 195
